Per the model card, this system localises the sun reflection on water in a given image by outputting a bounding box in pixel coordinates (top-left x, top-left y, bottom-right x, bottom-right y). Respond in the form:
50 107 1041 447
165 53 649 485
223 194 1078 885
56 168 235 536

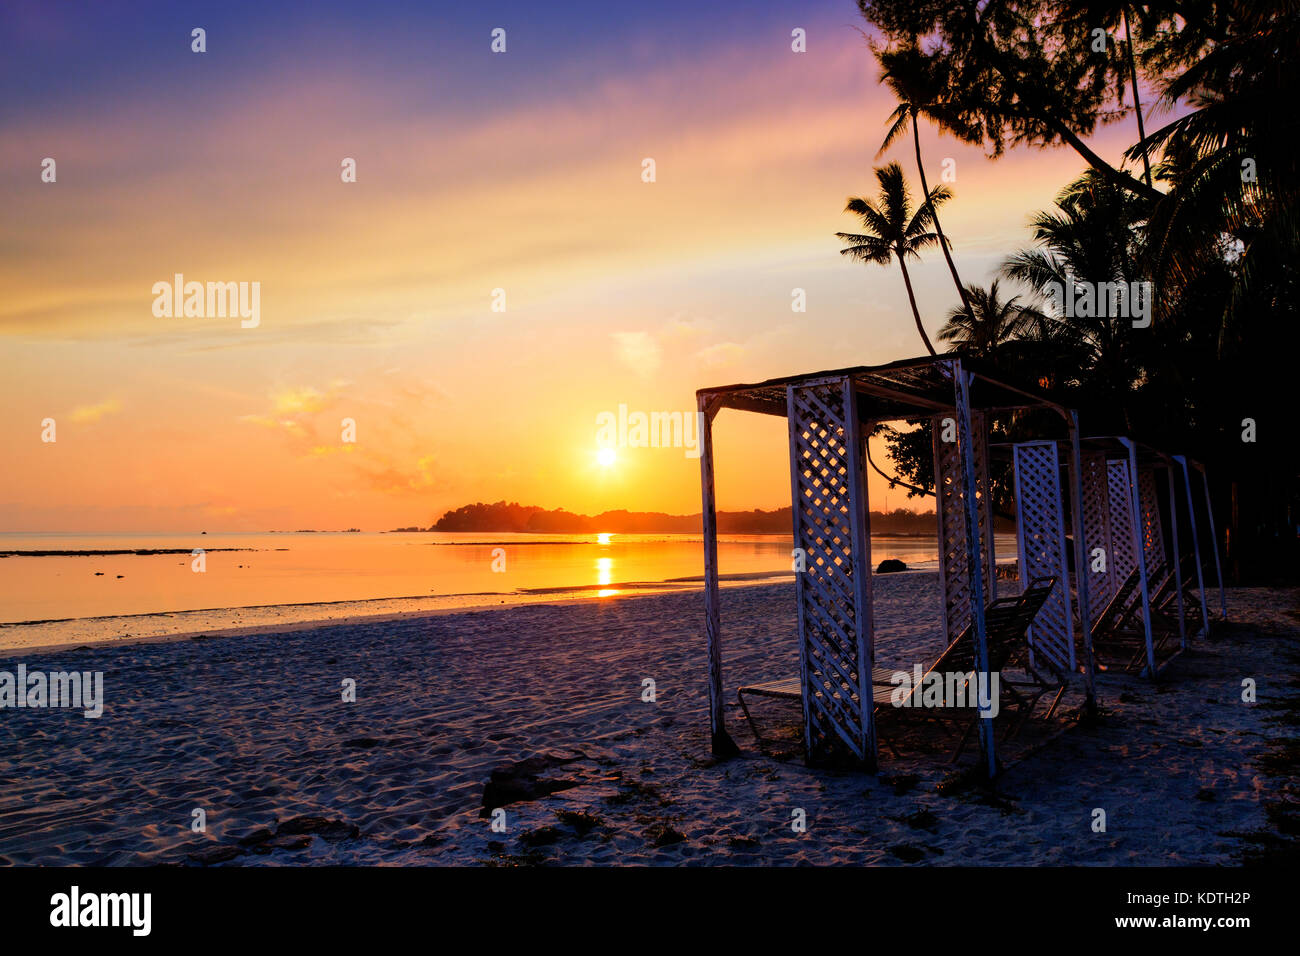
596 556 618 597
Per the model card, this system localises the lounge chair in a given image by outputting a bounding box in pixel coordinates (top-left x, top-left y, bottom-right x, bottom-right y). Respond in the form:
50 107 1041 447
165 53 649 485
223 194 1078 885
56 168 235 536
1152 552 1207 635
737 576 1062 761
888 576 1063 759
1090 561 1182 673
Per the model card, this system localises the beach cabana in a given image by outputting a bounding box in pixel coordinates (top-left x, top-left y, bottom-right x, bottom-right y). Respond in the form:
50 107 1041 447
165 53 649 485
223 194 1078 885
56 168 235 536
1076 437 1227 677
696 356 1097 778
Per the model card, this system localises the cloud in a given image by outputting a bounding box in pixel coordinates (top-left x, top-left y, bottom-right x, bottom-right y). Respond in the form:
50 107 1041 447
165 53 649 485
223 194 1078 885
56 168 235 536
611 331 662 377
243 383 346 429
238 378 441 497
695 342 746 370
660 318 702 343
271 386 329 416
68 398 121 424
0 24 889 341
239 383 349 457
356 453 440 495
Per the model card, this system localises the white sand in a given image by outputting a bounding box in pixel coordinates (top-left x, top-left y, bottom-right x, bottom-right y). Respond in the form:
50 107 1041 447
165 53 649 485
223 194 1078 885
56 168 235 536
0 572 1292 865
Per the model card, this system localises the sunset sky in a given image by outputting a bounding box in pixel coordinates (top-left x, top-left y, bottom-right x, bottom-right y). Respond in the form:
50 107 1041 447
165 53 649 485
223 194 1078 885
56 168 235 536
0 0 1151 532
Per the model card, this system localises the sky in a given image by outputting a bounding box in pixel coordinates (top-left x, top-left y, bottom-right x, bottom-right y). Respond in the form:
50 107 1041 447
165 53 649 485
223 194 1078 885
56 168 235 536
0 0 1156 532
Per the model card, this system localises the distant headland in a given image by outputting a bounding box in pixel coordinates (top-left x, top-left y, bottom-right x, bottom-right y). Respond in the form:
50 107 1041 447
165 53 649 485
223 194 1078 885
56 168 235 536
391 500 985 536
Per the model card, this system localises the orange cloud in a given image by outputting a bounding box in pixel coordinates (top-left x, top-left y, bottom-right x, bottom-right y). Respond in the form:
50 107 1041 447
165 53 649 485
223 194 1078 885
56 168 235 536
67 399 121 424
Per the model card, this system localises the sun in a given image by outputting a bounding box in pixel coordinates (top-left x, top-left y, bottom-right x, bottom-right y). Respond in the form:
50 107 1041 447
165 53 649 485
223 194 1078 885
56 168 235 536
596 448 617 467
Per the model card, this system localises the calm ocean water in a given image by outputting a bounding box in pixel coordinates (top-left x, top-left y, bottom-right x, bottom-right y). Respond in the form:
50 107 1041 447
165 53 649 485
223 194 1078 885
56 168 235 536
0 531 1016 643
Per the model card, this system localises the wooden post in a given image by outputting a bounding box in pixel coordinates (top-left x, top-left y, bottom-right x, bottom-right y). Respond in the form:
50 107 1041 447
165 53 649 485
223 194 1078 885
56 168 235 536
1066 416 1096 711
1164 462 1187 650
785 385 815 761
1175 456 1210 637
1199 466 1228 620
931 413 955 645
974 410 998 602
698 394 738 757
1012 445 1033 669
1121 440 1158 678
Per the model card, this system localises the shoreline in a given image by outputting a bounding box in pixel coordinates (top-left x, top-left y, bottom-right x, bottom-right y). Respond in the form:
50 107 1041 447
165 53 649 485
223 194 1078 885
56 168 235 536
0 573 815 657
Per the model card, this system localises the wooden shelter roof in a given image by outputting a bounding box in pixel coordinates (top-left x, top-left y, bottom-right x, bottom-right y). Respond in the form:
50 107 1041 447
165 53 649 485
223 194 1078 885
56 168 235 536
697 355 1071 422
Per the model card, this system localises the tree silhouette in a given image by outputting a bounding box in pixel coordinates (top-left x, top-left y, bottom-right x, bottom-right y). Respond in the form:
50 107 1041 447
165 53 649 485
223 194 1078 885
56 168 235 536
837 162 948 355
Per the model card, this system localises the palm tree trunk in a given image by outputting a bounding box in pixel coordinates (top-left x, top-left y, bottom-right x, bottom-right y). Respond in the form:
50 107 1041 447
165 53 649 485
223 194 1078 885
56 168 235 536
964 11 1163 204
912 113 974 322
1123 7 1153 188
897 254 937 355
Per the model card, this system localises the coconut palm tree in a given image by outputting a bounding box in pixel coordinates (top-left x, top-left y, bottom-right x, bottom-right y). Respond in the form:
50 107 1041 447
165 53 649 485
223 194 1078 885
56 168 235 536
859 2 1168 204
1130 3 1298 341
1000 170 1149 426
837 162 949 355
937 280 1049 358
876 42 981 324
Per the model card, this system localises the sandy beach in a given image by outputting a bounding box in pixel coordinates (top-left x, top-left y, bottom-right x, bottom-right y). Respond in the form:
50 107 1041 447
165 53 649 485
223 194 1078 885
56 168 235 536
0 571 1293 866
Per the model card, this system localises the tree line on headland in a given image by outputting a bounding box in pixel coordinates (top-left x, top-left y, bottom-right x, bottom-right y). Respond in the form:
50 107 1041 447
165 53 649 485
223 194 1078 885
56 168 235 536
393 501 1012 536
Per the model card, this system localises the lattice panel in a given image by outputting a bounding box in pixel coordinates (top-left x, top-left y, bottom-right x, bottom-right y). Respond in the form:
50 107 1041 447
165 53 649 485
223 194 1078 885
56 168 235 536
933 413 995 645
1107 460 1138 583
1137 469 1166 572
1080 452 1114 625
787 381 869 763
1012 442 1075 672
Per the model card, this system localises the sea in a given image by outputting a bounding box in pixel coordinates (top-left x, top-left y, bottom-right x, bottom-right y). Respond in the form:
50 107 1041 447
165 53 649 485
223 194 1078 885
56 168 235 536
0 531 1017 646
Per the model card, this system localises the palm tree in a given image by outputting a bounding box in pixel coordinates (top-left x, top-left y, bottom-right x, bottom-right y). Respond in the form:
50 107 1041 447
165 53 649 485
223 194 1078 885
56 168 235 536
859 2 1167 205
1000 170 1148 426
937 280 1049 358
1129 3 1298 341
837 162 948 355
876 42 981 324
